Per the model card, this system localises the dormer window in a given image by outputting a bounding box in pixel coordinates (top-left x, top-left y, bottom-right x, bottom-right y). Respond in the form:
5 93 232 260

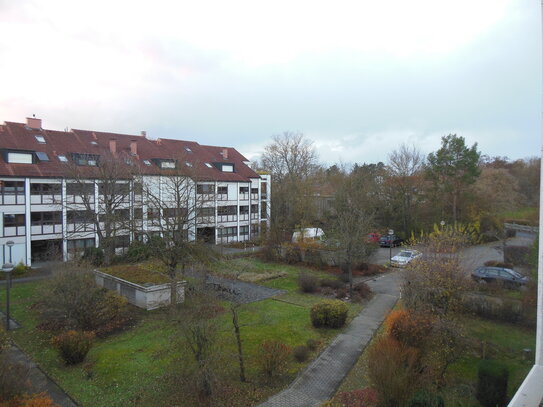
71 153 99 166
205 163 213 168
36 152 49 162
185 162 193 167
161 161 175 169
34 135 46 144
91 141 98 145
7 152 33 164
185 147 192 153
58 155 68 162
143 160 151 166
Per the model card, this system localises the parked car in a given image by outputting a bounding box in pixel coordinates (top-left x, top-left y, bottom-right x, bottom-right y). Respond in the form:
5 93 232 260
390 249 422 267
471 266 528 287
367 232 381 243
379 235 403 247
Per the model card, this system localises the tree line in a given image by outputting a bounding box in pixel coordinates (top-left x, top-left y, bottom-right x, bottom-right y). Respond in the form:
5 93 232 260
258 131 540 242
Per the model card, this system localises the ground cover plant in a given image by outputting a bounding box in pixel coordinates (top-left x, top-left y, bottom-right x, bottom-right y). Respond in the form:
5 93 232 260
0 257 364 407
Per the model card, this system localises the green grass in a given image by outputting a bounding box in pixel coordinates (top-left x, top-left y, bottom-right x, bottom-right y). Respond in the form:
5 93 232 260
0 258 364 406
499 207 539 225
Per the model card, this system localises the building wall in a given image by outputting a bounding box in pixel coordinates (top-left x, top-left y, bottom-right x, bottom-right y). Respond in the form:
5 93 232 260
0 175 271 266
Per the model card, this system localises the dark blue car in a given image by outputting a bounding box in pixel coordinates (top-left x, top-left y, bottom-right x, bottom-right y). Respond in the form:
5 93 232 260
471 266 528 287
379 235 403 247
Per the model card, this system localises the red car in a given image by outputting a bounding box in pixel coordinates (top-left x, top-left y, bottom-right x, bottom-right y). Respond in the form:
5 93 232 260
367 233 381 243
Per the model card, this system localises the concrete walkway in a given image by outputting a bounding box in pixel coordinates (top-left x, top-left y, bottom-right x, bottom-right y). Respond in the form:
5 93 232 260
4 344 78 407
257 272 402 407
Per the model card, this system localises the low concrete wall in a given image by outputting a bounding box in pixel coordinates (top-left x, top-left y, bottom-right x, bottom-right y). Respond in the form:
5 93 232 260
94 270 186 311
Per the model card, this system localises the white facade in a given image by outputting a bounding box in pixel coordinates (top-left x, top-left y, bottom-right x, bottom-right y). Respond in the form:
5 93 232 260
0 174 271 266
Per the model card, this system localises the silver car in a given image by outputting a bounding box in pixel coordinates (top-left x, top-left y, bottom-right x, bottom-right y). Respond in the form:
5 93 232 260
390 249 422 267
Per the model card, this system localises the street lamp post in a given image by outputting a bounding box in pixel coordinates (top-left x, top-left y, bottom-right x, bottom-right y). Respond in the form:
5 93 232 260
218 225 224 256
6 241 14 288
388 229 394 264
6 240 14 264
440 220 445 229
3 262 14 331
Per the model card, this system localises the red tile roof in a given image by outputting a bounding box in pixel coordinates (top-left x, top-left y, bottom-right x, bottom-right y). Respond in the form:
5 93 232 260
0 121 261 182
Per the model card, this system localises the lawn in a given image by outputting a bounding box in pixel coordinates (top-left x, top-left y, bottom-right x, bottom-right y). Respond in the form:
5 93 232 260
0 257 363 407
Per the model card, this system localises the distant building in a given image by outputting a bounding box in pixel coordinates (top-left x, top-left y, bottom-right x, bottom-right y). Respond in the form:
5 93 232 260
0 117 270 265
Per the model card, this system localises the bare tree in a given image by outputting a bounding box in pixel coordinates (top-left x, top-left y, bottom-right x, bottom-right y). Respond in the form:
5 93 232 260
387 144 425 237
141 155 215 305
65 152 135 265
329 175 376 297
259 132 320 241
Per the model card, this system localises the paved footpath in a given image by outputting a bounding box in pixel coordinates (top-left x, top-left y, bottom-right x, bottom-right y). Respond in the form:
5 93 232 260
257 272 402 407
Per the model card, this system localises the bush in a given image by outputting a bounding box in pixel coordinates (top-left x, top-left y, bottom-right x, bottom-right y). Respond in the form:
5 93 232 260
462 294 523 324
321 287 335 296
293 345 310 362
6 393 58 406
306 338 319 351
257 340 291 377
353 282 372 299
484 260 514 269
284 245 302 264
52 330 94 365
385 310 434 348
81 247 104 266
336 388 379 407
335 288 348 299
408 391 444 407
310 300 348 328
298 272 319 293
504 245 531 266
123 241 152 263
367 336 421 407
11 261 31 277
37 269 129 335
320 278 344 289
476 360 509 407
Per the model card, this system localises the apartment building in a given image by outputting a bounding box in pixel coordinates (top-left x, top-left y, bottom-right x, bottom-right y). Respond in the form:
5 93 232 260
0 117 270 266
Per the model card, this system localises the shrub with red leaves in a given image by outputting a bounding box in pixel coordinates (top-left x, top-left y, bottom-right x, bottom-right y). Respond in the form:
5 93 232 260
336 387 379 407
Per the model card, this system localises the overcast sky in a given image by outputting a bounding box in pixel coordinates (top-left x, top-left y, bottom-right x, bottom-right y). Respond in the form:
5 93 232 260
0 0 541 165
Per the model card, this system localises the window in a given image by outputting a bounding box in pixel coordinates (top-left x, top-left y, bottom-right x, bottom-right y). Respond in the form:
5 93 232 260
35 152 49 161
67 238 95 251
185 162 193 167
34 135 46 143
148 208 160 220
31 211 61 226
71 153 99 166
160 160 175 169
251 188 258 194
239 187 249 193
58 155 68 162
67 210 94 224
197 184 215 194
197 207 215 217
0 181 25 195
134 182 143 195
240 225 249 235
66 183 94 196
115 209 130 220
251 204 258 212
7 152 33 164
261 182 268 199
218 206 237 216
222 164 234 172
3 214 25 227
261 202 268 219
114 235 130 249
164 208 188 218
134 208 143 220
218 226 237 237
205 163 213 168
99 182 129 197
251 224 259 235
143 160 151 166
240 205 249 214
218 186 228 194
185 147 192 153
31 183 61 195
91 141 98 145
